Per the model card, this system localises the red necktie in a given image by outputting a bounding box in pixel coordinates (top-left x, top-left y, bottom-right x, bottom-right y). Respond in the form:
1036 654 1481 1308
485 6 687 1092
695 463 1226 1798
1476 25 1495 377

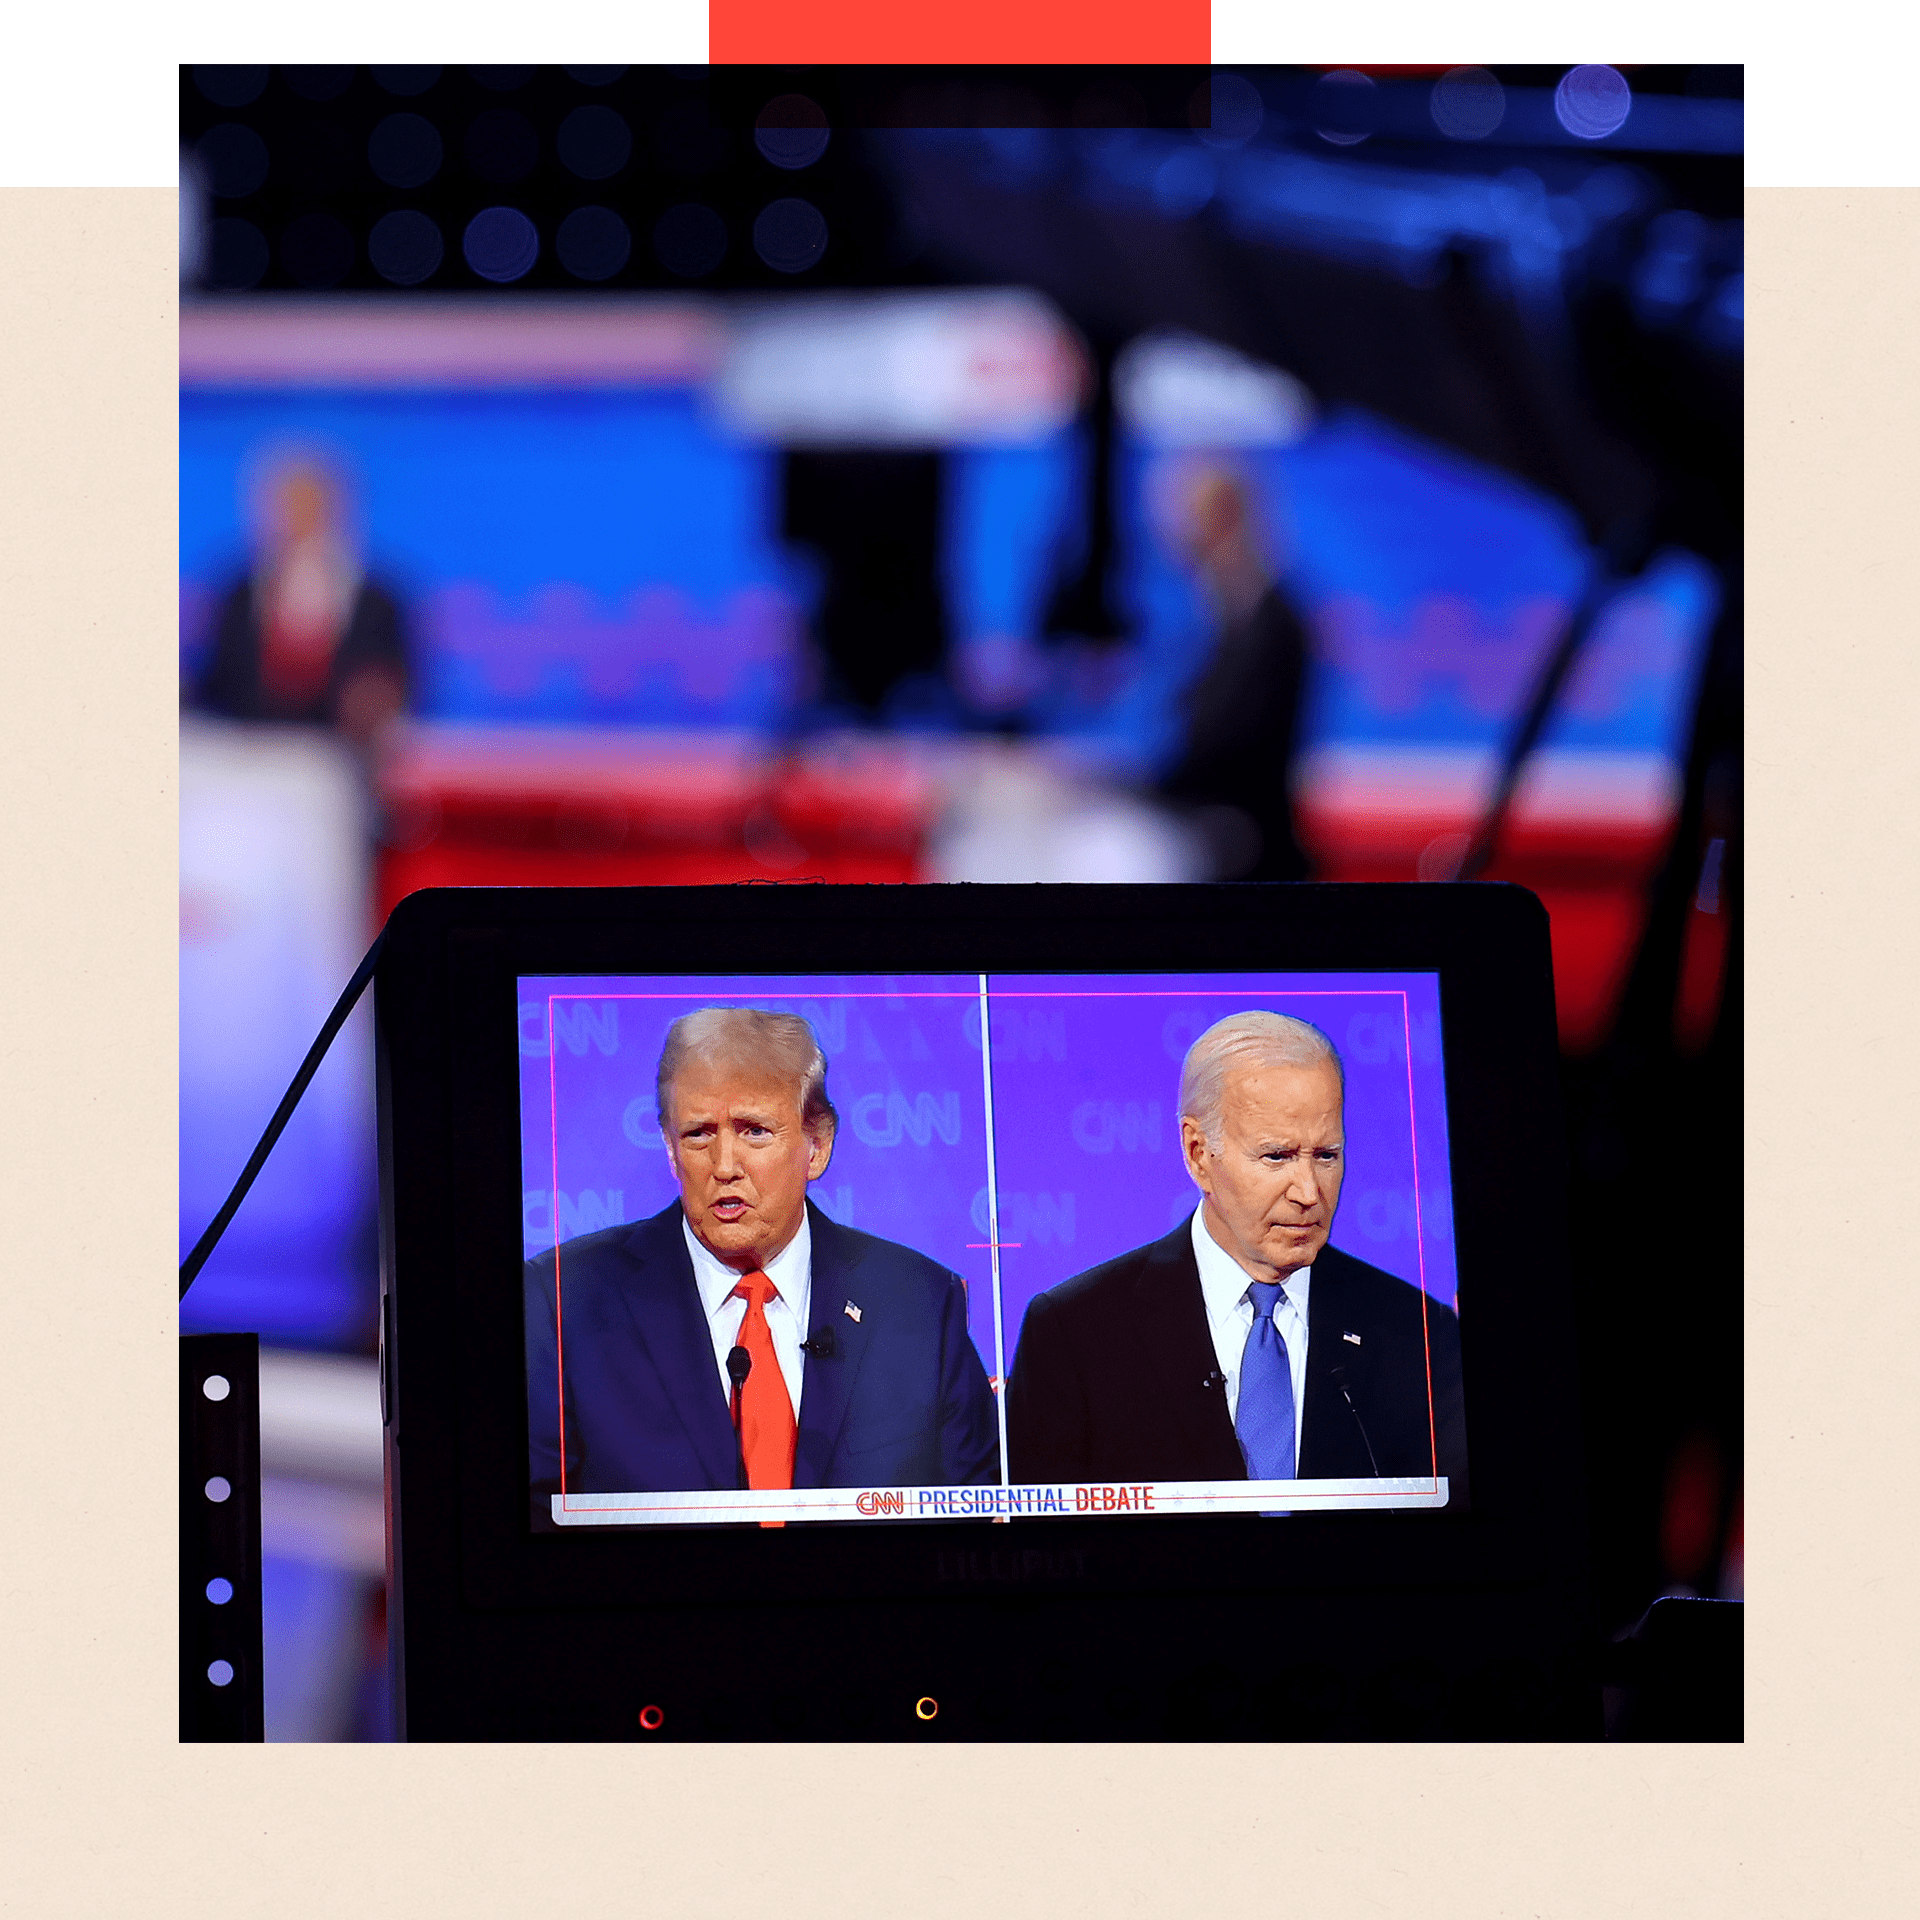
730 1271 796 1493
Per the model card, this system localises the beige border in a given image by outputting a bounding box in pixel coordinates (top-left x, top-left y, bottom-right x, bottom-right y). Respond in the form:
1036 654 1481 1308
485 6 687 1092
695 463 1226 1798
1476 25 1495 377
5 176 1904 1912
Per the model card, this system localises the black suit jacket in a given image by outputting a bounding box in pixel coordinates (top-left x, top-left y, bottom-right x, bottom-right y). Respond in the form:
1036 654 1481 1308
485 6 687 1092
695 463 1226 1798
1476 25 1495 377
190 574 409 727
1005 1218 1467 1503
525 1199 999 1499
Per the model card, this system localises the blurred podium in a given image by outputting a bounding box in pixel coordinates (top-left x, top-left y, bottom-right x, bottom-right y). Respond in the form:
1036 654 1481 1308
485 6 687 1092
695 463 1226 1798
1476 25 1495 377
374 724 939 916
181 720 377 1346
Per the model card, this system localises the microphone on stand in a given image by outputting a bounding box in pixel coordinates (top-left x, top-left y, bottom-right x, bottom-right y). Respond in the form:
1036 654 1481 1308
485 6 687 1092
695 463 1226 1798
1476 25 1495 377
726 1345 752 1491
1329 1362 1382 1477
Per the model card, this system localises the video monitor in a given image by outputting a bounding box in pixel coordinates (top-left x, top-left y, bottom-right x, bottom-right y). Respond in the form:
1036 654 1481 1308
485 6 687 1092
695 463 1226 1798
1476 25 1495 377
519 970 1465 1529
378 883 1589 1740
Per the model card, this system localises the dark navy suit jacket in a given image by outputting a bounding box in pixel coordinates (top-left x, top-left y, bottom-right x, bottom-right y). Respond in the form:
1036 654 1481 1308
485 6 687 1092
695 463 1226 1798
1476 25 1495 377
525 1199 999 1500
1004 1219 1468 1504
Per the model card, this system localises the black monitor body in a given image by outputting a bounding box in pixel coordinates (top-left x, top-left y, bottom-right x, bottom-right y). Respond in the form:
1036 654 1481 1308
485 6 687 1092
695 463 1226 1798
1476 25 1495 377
377 882 1594 1739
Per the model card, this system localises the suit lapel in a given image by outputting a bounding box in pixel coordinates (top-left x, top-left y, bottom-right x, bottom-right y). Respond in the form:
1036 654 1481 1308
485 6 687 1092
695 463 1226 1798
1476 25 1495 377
1302 1247 1371 1475
1130 1221 1242 1469
608 1205 738 1489
793 1203 871 1487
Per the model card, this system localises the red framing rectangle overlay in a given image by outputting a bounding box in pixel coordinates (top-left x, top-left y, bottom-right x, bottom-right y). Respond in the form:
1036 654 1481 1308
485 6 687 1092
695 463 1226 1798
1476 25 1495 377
708 0 1210 66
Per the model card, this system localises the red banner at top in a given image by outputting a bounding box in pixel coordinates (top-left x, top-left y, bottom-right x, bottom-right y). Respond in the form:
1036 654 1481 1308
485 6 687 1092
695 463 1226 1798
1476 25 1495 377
709 0 1210 65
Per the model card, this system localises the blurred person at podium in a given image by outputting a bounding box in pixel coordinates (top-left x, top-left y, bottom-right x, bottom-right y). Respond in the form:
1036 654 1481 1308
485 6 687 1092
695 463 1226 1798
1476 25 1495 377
188 450 411 751
1156 464 1313 881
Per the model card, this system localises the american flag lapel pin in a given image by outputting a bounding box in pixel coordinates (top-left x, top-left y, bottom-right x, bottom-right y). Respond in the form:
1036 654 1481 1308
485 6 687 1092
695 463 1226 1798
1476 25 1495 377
1342 1331 1362 1346
844 1300 862 1323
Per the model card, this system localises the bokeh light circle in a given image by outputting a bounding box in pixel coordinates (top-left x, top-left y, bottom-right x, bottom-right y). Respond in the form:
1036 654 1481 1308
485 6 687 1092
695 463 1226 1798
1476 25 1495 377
282 67 353 102
464 207 540 283
196 124 268 201
470 66 536 92
557 206 632 281
372 66 440 98
653 203 728 277
193 66 268 108
753 197 828 274
1555 65 1632 140
1431 67 1506 141
206 1577 234 1605
369 210 444 285
1313 69 1377 146
207 1660 235 1688
557 105 632 180
754 95 830 170
565 66 628 87
369 112 443 189
1192 71 1263 149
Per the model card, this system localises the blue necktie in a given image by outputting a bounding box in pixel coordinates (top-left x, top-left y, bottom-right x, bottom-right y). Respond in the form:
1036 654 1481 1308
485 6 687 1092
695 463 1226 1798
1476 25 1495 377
1236 1281 1296 1483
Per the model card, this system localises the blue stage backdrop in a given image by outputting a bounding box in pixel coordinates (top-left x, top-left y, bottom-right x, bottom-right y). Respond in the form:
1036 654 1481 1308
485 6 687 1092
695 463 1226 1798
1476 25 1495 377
518 971 1456 1387
181 384 1711 776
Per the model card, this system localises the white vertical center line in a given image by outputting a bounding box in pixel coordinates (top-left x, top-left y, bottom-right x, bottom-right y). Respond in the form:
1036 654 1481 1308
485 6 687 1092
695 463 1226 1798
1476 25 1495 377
978 972 1011 1488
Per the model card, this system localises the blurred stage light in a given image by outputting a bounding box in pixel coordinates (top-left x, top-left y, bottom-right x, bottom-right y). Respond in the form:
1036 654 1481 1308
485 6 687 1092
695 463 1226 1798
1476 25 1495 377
369 112 443 189
754 198 828 274
557 206 632 281
1555 65 1632 140
179 150 208 285
1152 147 1216 218
653 202 728 277
193 66 268 107
280 212 355 290
372 66 440 98
196 123 268 201
206 1577 234 1605
369 209 444 285
282 66 353 102
1117 331 1313 448
565 66 628 87
654 101 731 177
1633 207 1707 318
471 65 536 92
464 207 539 283
1193 71 1263 149
755 94 830 170
557 105 632 180
205 217 269 289
1699 271 1743 352
1430 67 1506 140
466 109 539 185
1312 69 1377 146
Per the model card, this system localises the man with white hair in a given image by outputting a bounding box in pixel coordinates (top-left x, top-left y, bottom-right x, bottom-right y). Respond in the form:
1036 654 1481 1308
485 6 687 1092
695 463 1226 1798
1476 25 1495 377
526 1006 999 1505
1004 1010 1466 1500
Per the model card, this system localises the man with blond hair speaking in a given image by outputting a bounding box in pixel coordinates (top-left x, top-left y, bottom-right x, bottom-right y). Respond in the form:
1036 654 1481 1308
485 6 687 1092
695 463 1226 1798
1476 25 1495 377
1005 1011 1466 1501
525 1007 998 1504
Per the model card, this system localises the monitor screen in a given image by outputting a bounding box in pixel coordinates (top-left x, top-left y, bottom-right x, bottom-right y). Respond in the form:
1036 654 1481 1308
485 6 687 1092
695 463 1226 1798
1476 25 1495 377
519 970 1467 1527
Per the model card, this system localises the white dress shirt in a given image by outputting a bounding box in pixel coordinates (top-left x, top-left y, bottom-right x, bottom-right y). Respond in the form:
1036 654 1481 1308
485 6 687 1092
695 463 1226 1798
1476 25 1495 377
682 1209 812 1418
1189 1204 1311 1466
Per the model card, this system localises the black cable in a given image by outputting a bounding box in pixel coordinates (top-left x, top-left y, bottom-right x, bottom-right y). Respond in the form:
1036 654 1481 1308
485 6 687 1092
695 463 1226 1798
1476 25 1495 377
179 927 386 1301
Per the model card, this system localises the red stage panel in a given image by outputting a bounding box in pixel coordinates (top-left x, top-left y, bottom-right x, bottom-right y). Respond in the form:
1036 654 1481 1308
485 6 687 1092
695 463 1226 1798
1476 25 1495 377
1297 745 1680 1054
375 725 935 920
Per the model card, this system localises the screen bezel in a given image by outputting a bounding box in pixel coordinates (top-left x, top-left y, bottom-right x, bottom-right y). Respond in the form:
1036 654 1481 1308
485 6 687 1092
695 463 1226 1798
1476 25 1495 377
378 882 1585 1619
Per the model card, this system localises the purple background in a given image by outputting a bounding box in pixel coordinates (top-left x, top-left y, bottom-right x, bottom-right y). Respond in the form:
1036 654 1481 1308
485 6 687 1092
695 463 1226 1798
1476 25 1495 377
519 970 1454 1385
